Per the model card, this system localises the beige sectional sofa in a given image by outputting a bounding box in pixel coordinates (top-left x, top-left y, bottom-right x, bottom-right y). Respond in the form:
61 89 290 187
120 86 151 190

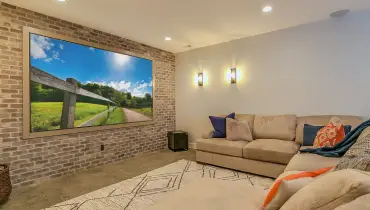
196 114 364 178
149 114 370 210
150 114 370 210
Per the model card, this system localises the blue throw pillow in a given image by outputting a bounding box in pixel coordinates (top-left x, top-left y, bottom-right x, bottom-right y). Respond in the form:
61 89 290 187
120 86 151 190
303 124 352 146
209 113 236 138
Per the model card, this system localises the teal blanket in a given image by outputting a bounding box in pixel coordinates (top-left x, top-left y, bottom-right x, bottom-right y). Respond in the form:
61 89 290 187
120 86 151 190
300 119 370 157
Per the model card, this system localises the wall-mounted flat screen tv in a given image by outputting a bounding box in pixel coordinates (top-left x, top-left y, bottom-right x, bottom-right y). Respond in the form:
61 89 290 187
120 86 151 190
23 27 154 138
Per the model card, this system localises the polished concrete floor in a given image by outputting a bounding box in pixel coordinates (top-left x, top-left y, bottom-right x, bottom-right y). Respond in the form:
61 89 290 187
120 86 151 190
0 149 196 210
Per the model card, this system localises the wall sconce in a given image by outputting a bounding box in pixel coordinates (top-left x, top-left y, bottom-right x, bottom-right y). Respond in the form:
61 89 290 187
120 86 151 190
230 68 236 84
198 73 203 86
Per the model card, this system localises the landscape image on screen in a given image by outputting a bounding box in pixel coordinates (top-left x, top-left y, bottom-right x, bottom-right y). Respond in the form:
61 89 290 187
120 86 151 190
29 33 153 133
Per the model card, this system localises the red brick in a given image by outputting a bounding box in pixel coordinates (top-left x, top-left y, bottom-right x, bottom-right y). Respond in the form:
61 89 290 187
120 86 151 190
2 99 17 103
1 118 17 123
10 28 21 34
18 17 33 23
1 3 16 10
2 89 17 93
9 75 21 80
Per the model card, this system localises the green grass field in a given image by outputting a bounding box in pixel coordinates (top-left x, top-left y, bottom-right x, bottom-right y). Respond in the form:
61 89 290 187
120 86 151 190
131 107 153 117
31 102 108 132
93 108 126 126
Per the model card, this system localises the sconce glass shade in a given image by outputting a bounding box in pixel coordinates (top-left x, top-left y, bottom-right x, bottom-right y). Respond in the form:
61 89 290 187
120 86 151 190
230 68 236 84
198 73 203 86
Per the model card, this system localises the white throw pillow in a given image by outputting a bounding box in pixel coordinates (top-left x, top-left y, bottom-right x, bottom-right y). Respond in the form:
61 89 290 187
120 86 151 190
264 177 313 210
226 118 253 141
280 169 370 210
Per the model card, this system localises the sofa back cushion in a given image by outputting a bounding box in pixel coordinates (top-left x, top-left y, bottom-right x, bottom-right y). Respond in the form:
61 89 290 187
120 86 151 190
253 115 296 141
235 114 255 131
295 115 363 144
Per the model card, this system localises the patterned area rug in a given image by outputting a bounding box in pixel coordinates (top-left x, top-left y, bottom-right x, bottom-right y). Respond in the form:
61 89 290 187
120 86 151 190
45 160 274 210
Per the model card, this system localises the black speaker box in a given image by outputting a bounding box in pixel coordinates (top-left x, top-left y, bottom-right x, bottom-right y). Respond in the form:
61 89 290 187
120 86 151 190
167 130 188 151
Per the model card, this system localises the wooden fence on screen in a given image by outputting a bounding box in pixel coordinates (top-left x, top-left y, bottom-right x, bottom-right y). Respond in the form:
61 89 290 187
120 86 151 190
30 66 116 129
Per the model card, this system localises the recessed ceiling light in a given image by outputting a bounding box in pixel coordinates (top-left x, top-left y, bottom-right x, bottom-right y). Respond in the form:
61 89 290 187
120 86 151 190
56 0 66 2
165 37 172 41
263 5 272 13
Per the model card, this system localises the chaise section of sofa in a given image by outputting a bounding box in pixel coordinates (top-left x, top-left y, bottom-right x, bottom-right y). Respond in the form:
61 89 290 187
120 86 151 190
196 114 364 178
284 147 341 172
284 115 363 173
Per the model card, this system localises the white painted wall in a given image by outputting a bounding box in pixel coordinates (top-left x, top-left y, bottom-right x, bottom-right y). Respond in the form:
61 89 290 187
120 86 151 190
175 11 370 144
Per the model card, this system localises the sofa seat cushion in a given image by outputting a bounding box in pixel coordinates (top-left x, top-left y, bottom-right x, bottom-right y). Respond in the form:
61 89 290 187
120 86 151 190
196 138 249 157
243 139 300 164
285 148 340 172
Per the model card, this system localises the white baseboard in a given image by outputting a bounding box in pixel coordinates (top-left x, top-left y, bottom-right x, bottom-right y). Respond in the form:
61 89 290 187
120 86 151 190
189 142 197 149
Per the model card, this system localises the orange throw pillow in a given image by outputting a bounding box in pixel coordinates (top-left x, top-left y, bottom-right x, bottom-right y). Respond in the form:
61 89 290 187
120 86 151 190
260 167 334 210
313 121 345 148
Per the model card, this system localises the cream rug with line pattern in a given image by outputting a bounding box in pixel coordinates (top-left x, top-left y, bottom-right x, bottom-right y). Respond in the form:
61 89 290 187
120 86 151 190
44 159 274 210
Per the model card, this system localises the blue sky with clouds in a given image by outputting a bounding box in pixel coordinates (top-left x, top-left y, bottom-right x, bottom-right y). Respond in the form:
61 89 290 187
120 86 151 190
30 34 153 97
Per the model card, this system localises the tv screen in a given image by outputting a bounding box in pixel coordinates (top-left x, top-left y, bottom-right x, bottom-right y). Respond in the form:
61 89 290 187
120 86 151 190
27 31 153 135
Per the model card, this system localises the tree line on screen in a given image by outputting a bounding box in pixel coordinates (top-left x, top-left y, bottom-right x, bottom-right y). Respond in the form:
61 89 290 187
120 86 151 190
31 81 153 108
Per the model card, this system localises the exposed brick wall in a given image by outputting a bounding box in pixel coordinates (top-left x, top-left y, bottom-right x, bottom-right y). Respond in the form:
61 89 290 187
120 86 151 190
0 2 175 188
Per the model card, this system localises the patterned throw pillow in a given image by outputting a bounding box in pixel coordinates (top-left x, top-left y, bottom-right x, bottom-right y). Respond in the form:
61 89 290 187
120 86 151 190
335 134 370 171
313 121 345 148
226 118 253 141
303 124 352 146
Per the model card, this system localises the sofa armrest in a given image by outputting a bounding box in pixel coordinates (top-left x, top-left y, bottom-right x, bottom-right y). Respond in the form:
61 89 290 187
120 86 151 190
201 130 214 139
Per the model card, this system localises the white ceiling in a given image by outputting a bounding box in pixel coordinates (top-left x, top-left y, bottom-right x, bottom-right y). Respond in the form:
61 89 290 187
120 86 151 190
4 0 370 53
